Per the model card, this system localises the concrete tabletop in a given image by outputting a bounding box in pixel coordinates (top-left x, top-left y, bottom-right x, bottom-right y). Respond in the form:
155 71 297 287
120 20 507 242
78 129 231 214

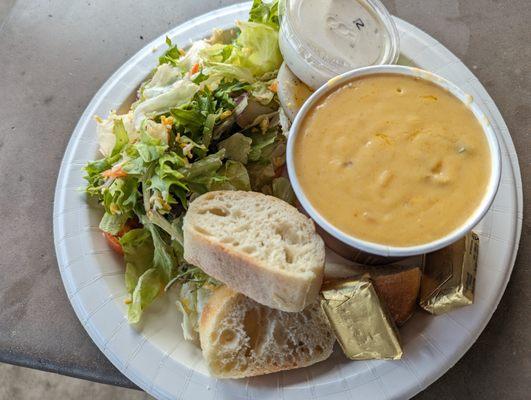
0 0 528 398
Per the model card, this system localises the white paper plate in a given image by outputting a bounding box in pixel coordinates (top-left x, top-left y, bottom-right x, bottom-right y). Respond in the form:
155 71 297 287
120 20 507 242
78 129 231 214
53 3 523 399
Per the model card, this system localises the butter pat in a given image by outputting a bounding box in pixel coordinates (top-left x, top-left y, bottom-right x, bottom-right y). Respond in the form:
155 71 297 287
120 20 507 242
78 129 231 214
420 232 479 314
320 278 402 360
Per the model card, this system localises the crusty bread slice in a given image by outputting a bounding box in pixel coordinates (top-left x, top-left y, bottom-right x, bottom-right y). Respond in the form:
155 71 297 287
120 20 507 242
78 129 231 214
199 286 335 378
183 191 325 312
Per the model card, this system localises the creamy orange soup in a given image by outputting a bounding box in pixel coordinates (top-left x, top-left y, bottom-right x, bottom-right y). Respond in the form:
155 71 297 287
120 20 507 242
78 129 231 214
294 74 491 247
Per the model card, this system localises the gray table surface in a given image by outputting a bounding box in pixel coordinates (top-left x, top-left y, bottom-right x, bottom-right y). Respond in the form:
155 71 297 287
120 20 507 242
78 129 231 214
0 0 529 398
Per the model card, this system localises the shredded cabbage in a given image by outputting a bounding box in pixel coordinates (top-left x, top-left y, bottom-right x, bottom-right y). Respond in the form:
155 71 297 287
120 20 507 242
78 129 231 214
176 282 215 341
95 111 135 157
231 20 282 77
133 78 199 129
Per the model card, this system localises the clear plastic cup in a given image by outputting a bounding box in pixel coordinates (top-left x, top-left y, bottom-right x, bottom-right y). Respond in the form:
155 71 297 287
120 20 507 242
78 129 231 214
279 0 400 89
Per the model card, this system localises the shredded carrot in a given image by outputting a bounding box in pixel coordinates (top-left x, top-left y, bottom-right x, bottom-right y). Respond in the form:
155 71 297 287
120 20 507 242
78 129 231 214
160 116 174 143
102 165 127 179
160 115 174 128
220 110 232 120
190 63 200 74
268 80 278 93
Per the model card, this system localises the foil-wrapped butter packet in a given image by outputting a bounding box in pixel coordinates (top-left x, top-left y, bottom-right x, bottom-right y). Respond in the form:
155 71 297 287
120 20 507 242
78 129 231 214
420 232 479 315
320 277 403 360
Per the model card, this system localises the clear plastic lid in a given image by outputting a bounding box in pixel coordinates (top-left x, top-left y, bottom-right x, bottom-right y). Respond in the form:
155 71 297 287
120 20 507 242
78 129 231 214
279 0 400 88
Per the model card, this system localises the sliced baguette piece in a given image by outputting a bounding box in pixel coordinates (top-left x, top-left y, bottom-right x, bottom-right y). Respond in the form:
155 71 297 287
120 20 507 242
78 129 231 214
199 286 335 378
325 262 421 326
183 191 325 312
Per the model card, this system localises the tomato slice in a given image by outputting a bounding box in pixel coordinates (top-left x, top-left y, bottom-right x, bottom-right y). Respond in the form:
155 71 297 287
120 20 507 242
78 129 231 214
102 219 141 256
103 231 123 255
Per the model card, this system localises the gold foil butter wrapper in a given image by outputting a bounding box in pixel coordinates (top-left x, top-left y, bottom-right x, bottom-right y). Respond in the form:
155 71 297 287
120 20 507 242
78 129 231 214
320 278 403 360
420 232 479 315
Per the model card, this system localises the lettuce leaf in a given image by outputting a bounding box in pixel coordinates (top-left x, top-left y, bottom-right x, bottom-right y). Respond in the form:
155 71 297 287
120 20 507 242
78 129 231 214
171 107 206 133
121 228 155 294
121 224 180 324
159 37 183 65
179 149 225 188
142 63 183 99
218 132 252 164
199 42 234 63
102 177 138 216
249 0 280 28
248 130 278 162
120 228 163 324
133 79 199 129
146 222 178 282
99 212 129 235
246 129 286 191
247 161 276 191
199 3 282 84
111 119 129 156
272 176 295 205
83 157 114 197
175 40 210 72
202 62 255 86
134 129 168 162
121 153 146 176
230 20 282 77
128 268 163 323
148 152 188 212
250 79 276 105
95 112 135 157
211 160 251 191
170 86 240 151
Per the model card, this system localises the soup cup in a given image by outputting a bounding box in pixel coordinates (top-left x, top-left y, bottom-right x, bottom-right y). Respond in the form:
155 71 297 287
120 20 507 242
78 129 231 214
286 65 501 264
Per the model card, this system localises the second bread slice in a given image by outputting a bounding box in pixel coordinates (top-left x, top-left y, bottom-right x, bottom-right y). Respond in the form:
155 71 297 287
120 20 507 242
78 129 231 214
183 191 325 312
200 286 335 378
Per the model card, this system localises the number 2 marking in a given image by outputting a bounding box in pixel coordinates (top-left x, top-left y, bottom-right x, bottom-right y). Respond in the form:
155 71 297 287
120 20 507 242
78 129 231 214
354 18 365 30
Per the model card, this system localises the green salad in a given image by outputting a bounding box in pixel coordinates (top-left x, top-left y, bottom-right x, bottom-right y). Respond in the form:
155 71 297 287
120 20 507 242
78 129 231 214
83 0 291 329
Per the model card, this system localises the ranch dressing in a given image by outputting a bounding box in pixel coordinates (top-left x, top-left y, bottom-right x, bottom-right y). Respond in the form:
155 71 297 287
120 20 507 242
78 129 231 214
279 0 399 89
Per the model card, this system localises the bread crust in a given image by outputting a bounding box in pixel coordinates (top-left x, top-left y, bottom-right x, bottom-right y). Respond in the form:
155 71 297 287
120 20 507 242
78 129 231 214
371 267 421 326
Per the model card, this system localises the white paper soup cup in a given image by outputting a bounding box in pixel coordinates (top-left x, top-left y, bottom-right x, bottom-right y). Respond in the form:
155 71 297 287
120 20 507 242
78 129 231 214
286 65 501 263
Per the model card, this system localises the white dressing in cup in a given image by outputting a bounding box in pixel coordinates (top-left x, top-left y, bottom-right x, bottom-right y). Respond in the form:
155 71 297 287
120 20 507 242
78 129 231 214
279 0 399 89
